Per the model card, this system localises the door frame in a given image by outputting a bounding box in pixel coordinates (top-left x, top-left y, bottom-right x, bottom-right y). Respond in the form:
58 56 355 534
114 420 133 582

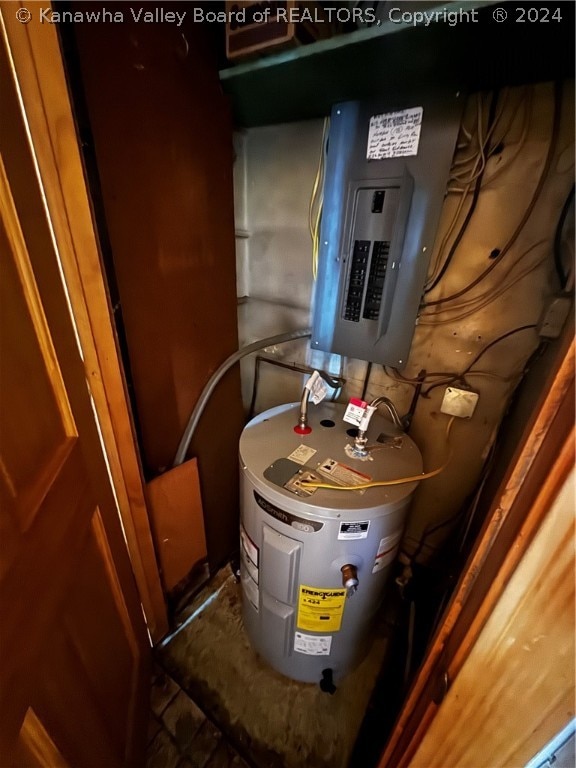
1 2 168 641
379 334 575 766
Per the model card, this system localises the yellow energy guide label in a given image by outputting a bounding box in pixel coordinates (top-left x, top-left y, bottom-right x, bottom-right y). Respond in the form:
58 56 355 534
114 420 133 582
297 585 347 632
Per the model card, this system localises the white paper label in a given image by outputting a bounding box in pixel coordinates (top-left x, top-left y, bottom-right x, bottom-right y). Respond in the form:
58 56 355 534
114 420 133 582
287 444 317 466
372 531 403 573
305 370 328 405
294 632 332 656
339 521 370 540
367 107 423 160
343 397 368 426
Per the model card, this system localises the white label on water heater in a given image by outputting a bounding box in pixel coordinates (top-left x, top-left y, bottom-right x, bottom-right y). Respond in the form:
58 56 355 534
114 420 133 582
343 397 367 426
294 632 332 656
339 521 370 540
287 444 317 465
372 531 403 573
240 525 258 567
318 458 371 489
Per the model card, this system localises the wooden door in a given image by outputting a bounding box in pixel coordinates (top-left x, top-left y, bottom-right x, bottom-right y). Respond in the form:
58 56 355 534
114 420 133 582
378 335 575 767
0 45 149 768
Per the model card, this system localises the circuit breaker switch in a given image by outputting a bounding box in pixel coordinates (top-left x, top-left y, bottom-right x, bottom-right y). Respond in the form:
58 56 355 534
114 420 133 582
440 387 479 419
372 190 385 213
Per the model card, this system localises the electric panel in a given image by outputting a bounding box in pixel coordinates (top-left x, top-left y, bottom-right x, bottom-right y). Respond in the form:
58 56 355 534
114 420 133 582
311 89 463 367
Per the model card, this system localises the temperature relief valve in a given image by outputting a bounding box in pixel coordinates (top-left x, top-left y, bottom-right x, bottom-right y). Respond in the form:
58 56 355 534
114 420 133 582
341 564 359 597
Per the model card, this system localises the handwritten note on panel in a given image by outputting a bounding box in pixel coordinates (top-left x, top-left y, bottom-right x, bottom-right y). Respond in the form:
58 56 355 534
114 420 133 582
367 107 423 160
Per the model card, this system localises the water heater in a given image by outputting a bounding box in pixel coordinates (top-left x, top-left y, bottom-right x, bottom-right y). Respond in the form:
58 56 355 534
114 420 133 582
239 401 422 684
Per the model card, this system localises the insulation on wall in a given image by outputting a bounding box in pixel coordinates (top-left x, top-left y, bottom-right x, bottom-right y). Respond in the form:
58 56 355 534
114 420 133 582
234 81 575 562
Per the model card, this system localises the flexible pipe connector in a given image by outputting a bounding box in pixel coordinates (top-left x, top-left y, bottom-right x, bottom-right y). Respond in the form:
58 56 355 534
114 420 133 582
294 386 313 434
173 328 311 466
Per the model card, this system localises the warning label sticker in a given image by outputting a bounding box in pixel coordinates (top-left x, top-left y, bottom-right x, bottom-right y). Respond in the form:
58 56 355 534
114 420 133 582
297 585 346 632
317 458 371 489
338 521 370 540
343 397 367 426
294 632 332 656
372 531 402 573
240 525 258 568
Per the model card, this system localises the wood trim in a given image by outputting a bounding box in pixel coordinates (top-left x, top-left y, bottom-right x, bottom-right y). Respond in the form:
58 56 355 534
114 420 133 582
379 337 575 768
19 709 69 768
1 3 168 641
409 465 574 767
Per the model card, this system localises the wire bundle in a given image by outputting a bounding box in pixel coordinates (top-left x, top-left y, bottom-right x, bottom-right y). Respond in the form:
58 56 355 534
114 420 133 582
421 82 562 323
309 117 329 280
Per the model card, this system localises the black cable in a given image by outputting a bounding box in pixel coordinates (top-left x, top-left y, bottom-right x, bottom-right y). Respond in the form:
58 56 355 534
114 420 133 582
425 90 500 295
461 324 537 373
248 356 262 420
420 324 537 397
248 355 346 419
361 361 372 400
553 183 575 290
424 81 562 308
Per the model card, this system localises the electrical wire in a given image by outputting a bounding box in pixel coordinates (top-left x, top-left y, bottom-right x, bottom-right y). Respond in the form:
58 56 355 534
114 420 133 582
361 361 372 400
420 325 537 397
418 241 549 324
301 417 455 491
448 87 529 193
425 97 485 289
424 81 562 308
248 355 345 419
384 366 461 387
553 183 575 290
173 328 311 466
425 91 500 293
310 118 329 280
479 87 533 189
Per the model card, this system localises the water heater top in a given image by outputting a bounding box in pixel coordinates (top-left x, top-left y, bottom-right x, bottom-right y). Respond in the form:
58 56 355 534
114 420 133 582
239 401 423 517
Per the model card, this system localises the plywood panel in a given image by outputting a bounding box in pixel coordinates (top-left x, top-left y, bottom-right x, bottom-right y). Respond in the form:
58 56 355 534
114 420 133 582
146 459 207 592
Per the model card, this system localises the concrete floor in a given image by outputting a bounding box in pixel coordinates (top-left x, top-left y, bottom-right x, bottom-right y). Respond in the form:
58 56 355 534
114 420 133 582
152 565 393 768
147 667 250 768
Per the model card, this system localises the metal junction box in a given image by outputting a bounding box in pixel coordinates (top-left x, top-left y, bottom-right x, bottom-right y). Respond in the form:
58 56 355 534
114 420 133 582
311 89 463 367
